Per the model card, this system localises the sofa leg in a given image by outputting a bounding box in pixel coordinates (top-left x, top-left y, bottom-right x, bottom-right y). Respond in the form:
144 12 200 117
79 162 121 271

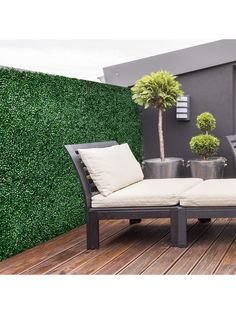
170 211 178 246
175 209 187 248
198 218 211 223
86 212 99 250
129 219 142 225
178 209 187 247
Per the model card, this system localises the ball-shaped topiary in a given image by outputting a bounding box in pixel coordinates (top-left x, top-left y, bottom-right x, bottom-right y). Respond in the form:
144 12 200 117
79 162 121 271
190 134 220 160
196 112 216 133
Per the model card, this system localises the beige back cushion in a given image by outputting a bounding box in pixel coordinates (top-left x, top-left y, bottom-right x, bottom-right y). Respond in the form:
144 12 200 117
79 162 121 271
78 143 144 196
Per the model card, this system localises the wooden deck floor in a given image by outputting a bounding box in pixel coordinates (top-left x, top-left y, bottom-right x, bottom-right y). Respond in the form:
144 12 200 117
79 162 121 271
1 218 236 275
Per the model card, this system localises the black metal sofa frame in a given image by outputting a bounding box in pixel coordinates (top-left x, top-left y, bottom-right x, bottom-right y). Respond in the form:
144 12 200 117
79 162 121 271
65 140 236 249
178 206 236 247
65 141 184 249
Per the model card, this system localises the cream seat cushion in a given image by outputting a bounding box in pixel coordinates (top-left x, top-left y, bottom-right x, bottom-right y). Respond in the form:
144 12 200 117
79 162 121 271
78 143 143 196
92 178 203 208
180 179 236 207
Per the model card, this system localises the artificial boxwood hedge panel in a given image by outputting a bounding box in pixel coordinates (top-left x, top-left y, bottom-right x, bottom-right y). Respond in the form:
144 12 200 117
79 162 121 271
0 68 141 261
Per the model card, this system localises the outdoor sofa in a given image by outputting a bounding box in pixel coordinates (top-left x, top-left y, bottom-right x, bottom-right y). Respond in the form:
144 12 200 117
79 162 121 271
65 141 236 249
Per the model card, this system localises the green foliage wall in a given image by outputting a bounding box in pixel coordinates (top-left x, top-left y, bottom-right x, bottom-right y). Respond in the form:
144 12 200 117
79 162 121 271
0 68 141 261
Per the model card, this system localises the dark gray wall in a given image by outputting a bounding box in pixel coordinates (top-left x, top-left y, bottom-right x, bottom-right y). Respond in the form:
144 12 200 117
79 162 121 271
103 40 236 87
141 63 236 177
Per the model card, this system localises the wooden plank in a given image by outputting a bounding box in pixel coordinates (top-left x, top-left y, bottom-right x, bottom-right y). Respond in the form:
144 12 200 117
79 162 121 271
117 235 170 275
167 218 231 274
118 219 196 275
190 220 236 275
142 218 218 275
215 241 236 274
22 218 135 274
48 219 159 274
95 218 173 275
214 227 236 274
0 219 127 274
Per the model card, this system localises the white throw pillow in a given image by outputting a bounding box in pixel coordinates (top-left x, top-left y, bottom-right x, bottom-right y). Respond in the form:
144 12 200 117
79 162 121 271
78 143 144 196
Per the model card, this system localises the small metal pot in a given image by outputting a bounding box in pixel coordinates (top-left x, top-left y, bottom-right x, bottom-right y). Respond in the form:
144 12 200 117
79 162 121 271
142 157 184 179
187 157 227 180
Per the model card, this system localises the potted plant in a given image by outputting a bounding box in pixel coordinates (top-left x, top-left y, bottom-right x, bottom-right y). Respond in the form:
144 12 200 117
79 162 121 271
131 70 184 178
188 112 227 179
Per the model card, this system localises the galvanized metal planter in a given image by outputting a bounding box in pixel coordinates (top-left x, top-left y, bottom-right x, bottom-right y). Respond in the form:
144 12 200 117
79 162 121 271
188 157 227 180
142 157 184 179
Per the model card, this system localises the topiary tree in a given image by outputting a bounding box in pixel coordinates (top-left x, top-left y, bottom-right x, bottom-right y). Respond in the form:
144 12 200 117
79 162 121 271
190 134 220 160
196 112 216 134
131 70 183 161
190 112 220 160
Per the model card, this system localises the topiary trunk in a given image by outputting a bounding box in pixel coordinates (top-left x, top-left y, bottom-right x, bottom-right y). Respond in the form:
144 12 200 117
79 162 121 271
158 109 165 161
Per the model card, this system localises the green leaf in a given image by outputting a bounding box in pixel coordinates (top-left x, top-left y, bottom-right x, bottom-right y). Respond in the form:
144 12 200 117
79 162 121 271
131 70 183 111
